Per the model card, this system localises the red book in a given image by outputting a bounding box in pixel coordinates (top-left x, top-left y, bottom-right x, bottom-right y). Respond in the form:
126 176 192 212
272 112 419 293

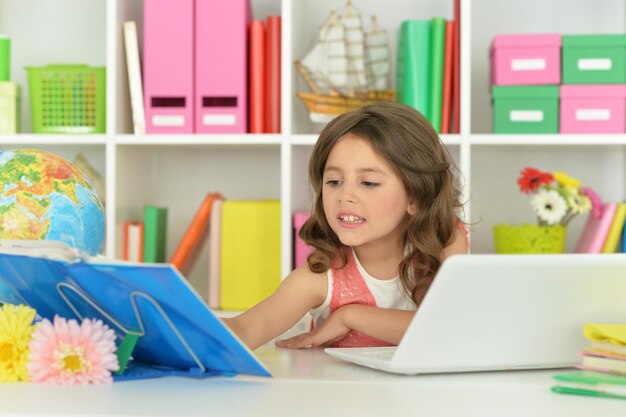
264 16 281 133
170 192 223 275
452 0 461 133
249 20 265 133
441 21 454 134
123 221 144 262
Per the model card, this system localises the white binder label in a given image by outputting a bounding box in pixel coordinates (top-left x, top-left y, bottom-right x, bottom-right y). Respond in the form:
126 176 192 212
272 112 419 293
203 114 236 126
577 58 612 70
510 110 544 122
152 115 185 126
511 59 546 71
576 109 610 121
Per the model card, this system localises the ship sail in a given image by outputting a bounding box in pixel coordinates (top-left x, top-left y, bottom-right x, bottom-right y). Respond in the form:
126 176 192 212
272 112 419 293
295 1 396 123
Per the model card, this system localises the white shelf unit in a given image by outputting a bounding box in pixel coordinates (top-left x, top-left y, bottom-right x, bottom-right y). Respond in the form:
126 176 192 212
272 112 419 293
1 0 625 300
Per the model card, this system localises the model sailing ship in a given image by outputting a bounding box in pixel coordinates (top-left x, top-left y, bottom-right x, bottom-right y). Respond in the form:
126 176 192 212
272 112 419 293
295 1 395 123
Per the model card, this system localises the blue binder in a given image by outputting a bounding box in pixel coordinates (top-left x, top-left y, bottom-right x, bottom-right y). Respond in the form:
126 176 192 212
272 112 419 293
0 240 271 380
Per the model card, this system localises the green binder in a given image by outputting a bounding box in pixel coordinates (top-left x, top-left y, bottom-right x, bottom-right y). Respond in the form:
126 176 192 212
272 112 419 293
143 205 168 263
429 18 446 133
396 20 431 121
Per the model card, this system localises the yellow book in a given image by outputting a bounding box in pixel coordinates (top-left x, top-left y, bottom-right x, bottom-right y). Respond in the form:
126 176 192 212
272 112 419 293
220 200 281 311
584 323 626 356
602 203 626 253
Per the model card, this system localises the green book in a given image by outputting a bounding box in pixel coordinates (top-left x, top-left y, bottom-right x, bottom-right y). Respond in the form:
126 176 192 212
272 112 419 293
396 20 431 121
429 17 446 133
552 370 626 400
143 205 167 263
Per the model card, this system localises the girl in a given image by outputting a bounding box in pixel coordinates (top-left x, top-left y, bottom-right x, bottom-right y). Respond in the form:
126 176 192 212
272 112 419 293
223 101 469 350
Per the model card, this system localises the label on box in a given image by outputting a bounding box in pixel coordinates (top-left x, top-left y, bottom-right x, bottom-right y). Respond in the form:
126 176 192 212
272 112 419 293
575 109 611 121
511 59 546 71
153 115 185 126
509 110 544 122
203 114 236 126
577 59 612 71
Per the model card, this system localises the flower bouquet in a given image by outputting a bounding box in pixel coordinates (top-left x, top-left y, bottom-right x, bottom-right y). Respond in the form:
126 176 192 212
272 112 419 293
493 167 600 254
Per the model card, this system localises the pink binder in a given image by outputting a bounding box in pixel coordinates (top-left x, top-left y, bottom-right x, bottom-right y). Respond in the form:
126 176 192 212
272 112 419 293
195 0 250 133
144 0 194 133
293 212 314 269
575 203 617 253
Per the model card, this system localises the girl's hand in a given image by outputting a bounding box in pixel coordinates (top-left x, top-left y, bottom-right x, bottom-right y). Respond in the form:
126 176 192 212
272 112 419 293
275 307 352 349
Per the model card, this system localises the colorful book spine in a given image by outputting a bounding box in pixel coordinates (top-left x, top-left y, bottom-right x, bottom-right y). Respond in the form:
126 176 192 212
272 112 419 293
123 221 144 262
264 16 281 133
170 193 222 274
249 20 265 133
587 203 617 253
602 202 626 253
396 20 431 120
207 199 223 309
440 21 454 134
123 21 146 135
220 200 281 311
452 0 461 133
429 17 446 133
143 205 168 263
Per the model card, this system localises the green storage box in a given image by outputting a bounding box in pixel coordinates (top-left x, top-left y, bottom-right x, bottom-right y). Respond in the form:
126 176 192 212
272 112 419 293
25 64 106 134
0 81 20 134
492 85 559 134
562 34 626 84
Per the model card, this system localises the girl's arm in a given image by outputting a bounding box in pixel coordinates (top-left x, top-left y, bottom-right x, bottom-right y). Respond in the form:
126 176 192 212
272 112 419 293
277 226 470 349
276 305 414 348
222 265 327 350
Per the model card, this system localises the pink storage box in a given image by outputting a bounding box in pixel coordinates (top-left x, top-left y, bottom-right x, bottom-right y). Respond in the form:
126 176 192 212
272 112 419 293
293 212 314 269
560 85 626 133
491 34 561 85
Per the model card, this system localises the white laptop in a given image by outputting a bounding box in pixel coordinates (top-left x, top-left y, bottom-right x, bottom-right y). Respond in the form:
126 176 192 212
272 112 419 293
325 254 626 375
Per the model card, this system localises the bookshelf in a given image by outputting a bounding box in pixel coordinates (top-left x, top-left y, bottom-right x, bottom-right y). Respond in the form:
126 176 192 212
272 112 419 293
1 0 625 299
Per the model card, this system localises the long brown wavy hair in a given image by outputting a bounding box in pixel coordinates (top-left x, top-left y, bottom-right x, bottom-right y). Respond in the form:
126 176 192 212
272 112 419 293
299 101 465 305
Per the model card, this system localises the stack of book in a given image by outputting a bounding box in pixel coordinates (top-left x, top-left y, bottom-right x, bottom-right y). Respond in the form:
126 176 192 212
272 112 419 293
575 202 626 254
552 323 626 399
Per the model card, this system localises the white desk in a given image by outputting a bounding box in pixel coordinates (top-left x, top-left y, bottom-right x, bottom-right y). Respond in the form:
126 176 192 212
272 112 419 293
0 346 623 417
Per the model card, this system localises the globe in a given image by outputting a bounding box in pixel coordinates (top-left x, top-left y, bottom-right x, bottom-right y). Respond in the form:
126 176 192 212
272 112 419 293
0 149 106 255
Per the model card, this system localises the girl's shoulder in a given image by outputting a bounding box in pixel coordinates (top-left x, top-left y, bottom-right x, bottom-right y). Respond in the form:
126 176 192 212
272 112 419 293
283 263 329 305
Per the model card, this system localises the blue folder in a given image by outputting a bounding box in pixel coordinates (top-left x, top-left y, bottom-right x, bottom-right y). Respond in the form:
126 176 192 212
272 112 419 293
0 241 271 380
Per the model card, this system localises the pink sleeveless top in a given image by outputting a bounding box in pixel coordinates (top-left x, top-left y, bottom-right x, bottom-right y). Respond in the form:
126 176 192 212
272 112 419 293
321 222 470 348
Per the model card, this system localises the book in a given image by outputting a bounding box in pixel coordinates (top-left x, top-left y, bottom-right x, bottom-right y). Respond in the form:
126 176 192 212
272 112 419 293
552 370 626 399
396 20 431 120
575 203 617 253
220 200 281 311
207 199 223 309
293 211 314 269
583 323 626 356
440 20 454 134
264 16 281 133
452 0 461 133
170 193 222 276
169 193 219 270
429 17 446 133
603 202 626 253
579 351 626 375
122 21 146 135
0 240 270 379
143 205 168 263
249 19 265 133
122 221 143 262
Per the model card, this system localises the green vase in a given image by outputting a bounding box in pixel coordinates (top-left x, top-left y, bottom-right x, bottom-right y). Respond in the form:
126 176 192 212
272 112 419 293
493 224 566 254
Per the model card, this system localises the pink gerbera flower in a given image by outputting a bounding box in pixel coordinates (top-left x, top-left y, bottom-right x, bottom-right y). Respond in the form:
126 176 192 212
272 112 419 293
27 316 119 384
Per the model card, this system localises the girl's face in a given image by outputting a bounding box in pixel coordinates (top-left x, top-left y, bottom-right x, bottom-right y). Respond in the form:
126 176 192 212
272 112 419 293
322 133 416 251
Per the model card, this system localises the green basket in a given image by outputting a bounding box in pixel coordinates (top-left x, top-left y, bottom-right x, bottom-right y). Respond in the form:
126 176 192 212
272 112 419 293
25 64 106 134
493 224 566 254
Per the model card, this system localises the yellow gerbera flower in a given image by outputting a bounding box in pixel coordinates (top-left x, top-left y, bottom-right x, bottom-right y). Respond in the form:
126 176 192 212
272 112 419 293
0 304 36 382
553 171 582 188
